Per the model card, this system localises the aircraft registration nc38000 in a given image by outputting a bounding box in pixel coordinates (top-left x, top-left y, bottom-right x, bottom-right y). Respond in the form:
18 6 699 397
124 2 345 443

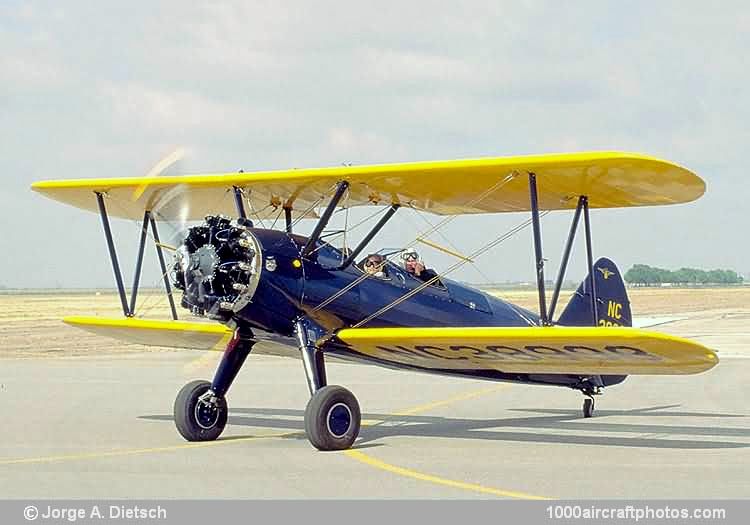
32 152 717 451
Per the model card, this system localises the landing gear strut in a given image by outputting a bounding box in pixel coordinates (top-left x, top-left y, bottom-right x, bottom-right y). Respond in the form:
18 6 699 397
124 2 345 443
296 318 361 450
174 325 254 441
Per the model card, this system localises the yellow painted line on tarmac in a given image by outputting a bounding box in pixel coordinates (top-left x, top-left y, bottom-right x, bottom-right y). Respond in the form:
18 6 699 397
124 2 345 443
345 384 552 500
344 449 549 500
361 386 505 427
392 385 505 417
0 432 298 466
2 381 549 499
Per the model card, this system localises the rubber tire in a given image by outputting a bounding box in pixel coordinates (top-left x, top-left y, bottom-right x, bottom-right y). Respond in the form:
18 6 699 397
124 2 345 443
304 385 361 451
174 380 228 442
582 398 595 418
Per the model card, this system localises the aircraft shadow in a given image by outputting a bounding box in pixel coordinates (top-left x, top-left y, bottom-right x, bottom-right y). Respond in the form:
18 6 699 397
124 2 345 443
139 404 750 449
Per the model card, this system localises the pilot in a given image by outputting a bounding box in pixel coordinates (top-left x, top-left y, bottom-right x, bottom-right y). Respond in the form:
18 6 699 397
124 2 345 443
363 254 386 278
401 249 439 283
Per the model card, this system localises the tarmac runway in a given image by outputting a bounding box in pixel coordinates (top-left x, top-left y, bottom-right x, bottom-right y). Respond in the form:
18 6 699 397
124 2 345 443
1 347 749 498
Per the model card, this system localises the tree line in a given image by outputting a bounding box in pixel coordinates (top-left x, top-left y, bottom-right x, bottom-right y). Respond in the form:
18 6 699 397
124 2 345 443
624 264 744 286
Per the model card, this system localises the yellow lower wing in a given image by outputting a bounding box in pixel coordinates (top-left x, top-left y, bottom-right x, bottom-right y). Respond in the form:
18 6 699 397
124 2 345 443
64 317 719 376
335 326 718 375
63 316 306 360
64 316 233 351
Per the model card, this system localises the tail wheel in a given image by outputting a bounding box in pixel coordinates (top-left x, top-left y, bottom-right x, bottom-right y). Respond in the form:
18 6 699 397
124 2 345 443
582 397 595 418
304 385 361 451
174 380 228 441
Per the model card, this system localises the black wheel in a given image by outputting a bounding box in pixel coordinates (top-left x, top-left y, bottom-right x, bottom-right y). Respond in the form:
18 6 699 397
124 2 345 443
174 380 228 441
304 385 361 451
582 397 595 418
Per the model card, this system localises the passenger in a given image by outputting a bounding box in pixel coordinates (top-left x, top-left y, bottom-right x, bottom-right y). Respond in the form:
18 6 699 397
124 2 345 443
363 254 386 278
401 249 438 282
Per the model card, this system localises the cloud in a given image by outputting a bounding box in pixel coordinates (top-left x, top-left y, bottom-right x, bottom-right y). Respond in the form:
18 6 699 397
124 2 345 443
326 127 407 161
101 82 248 134
3 0 750 287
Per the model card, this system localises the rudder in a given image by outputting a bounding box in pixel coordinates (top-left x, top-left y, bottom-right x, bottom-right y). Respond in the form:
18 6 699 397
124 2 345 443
557 257 632 328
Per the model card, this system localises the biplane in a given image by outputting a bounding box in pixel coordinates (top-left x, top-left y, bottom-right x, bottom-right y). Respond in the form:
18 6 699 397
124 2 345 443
31 152 718 451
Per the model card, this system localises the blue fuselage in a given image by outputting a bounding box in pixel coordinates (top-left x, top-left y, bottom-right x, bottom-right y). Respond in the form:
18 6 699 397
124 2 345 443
234 228 539 337
224 228 607 388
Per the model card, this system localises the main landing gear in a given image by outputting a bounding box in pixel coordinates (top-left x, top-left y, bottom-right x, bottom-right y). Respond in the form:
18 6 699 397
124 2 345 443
173 318 361 451
296 318 361 451
173 325 254 441
305 385 361 450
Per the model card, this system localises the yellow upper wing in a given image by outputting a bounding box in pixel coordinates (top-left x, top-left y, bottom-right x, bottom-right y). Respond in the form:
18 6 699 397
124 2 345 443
31 152 704 220
334 326 718 375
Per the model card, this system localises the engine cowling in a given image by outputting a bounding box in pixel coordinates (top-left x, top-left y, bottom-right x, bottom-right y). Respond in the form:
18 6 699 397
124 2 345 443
172 215 262 323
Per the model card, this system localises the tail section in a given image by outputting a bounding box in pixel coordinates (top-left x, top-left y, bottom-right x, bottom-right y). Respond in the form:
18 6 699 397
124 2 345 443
558 257 632 387
558 257 632 328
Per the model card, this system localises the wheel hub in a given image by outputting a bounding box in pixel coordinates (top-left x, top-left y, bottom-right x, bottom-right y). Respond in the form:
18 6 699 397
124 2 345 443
194 393 221 429
326 403 352 438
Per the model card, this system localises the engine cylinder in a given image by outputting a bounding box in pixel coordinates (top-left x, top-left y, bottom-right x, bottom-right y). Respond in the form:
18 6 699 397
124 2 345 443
172 215 262 323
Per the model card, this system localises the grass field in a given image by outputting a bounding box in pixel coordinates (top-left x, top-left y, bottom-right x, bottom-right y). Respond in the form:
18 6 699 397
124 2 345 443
1 287 748 358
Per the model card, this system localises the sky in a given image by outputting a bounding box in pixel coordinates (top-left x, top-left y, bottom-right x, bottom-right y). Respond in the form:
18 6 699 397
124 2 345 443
1 1 749 289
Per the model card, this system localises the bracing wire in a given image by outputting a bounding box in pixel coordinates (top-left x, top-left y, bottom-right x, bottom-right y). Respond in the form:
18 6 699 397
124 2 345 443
405 204 494 284
403 173 516 252
289 182 341 229
269 208 284 231
352 210 551 328
310 172 519 313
